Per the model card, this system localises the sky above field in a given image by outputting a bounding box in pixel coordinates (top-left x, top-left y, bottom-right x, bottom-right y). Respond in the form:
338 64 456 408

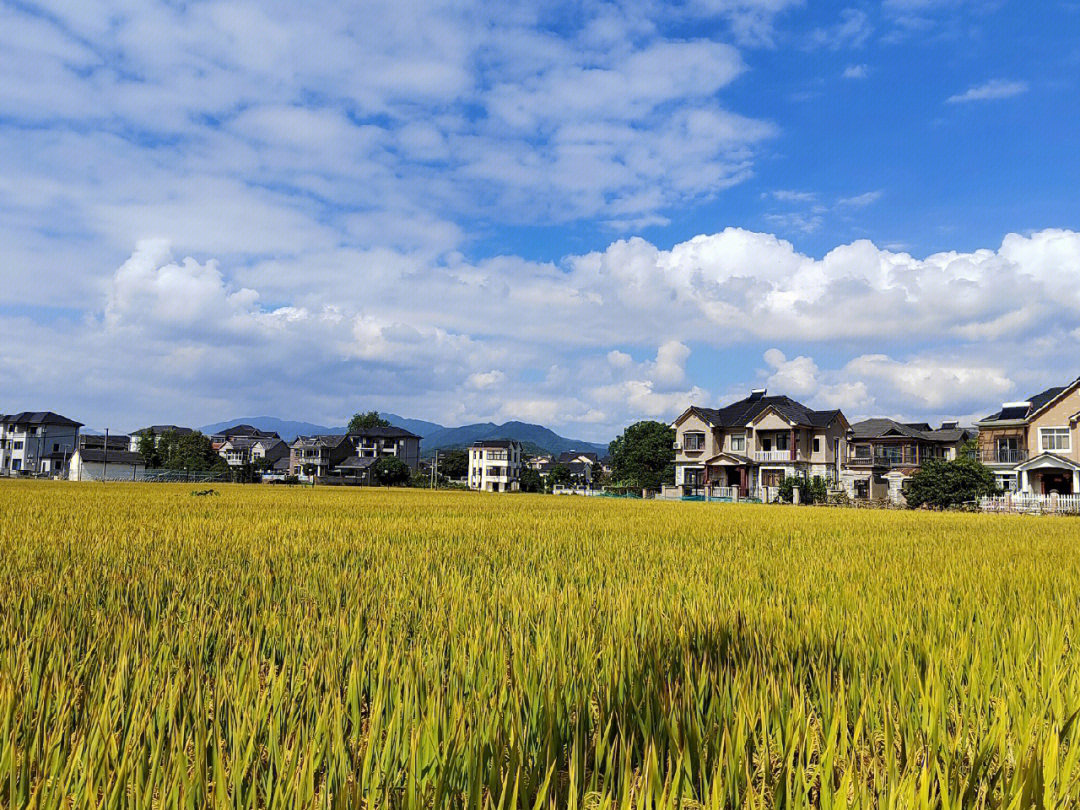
2 0 1079 438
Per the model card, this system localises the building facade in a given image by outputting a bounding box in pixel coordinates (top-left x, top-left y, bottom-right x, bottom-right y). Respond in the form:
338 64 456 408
672 390 848 498
468 440 523 492
347 426 421 469
289 434 353 480
842 419 975 503
0 412 83 476
976 378 1080 495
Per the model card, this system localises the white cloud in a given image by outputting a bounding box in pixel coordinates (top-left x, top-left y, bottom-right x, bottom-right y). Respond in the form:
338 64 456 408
807 8 873 50
842 64 869 79
948 79 1029 103
837 190 883 207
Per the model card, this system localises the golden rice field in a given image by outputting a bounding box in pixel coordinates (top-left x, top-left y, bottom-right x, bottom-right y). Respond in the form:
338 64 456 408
3 481 1080 809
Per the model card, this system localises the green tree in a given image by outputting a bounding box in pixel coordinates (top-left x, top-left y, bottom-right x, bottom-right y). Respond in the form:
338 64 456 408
158 430 227 473
608 421 676 491
547 463 573 489
372 456 411 486
348 411 391 432
905 456 998 509
519 467 544 493
136 431 161 468
437 449 469 480
778 475 828 504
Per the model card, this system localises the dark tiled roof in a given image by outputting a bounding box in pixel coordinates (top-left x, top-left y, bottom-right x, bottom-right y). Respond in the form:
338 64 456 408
979 380 1077 422
80 434 130 449
335 456 377 470
348 426 419 439
1 411 83 427
557 451 598 463
214 424 280 439
132 425 194 436
291 434 350 449
472 439 521 448
690 394 841 429
851 418 975 443
77 448 143 465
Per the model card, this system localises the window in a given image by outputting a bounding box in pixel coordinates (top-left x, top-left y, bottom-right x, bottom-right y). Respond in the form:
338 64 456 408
730 433 745 452
683 432 705 451
1040 427 1071 453
854 445 871 459
996 473 1018 492
812 437 821 454
775 433 789 451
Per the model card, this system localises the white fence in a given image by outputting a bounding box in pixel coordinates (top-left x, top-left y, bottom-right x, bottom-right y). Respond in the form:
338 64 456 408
979 493 1080 514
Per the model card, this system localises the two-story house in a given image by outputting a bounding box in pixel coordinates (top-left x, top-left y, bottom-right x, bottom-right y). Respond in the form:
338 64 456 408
289 434 353 481
468 439 523 492
347 426 421 469
842 419 976 502
0 412 83 476
976 377 1080 495
671 390 848 499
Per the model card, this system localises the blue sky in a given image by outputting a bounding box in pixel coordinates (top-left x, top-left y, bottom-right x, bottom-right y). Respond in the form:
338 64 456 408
1 0 1078 439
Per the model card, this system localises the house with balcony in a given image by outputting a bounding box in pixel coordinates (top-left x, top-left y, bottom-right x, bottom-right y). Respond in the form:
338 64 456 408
346 426 421 470
671 389 848 499
0 412 83 476
841 419 976 503
289 434 354 481
468 439 523 492
976 377 1080 495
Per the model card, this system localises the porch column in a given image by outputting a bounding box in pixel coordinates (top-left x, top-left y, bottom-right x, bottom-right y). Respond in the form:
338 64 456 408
739 466 747 497
1020 469 1029 493
790 428 797 461
1073 472 1079 494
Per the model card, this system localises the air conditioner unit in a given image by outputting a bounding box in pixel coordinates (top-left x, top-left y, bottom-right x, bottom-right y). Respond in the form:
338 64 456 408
672 441 682 450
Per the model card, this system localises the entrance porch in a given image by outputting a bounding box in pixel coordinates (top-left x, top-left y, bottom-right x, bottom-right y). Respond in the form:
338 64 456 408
1016 453 1080 495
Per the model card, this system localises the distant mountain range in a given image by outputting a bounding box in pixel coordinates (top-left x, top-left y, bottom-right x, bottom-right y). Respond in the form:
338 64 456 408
197 415 608 457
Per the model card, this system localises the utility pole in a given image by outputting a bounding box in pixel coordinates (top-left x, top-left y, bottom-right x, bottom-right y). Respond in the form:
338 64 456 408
103 428 109 481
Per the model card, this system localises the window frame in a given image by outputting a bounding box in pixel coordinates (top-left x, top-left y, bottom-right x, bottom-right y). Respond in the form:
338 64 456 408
1039 426 1071 453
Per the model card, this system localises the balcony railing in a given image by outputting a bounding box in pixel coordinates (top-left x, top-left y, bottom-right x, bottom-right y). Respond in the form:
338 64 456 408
754 450 793 462
978 448 1029 465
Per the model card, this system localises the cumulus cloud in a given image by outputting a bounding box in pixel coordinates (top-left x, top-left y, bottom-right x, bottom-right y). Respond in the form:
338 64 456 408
6 227 1080 437
842 64 869 79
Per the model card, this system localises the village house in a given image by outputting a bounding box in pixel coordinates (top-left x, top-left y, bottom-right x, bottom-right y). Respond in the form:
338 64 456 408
210 425 282 466
976 377 1080 495
289 434 353 481
347 426 421 469
0 412 83 476
671 390 848 499
468 439 523 492
842 419 976 503
69 434 146 481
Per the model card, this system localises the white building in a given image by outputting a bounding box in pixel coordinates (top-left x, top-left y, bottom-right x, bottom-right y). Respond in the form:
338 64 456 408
468 439 523 492
69 447 147 481
0 412 83 476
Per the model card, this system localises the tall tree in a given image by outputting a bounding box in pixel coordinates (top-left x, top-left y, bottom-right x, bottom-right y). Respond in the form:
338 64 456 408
348 411 391 432
136 431 160 468
437 449 469 480
158 430 226 472
608 421 676 490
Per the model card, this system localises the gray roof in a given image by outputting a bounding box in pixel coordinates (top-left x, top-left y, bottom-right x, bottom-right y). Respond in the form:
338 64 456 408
132 425 194 436
979 380 1078 423
213 424 280 439
349 426 419 440
472 439 521 448
1 411 83 427
291 434 350 449
558 451 598 464
335 456 378 470
850 418 975 443
80 434 131 449
77 448 143 465
688 393 842 429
